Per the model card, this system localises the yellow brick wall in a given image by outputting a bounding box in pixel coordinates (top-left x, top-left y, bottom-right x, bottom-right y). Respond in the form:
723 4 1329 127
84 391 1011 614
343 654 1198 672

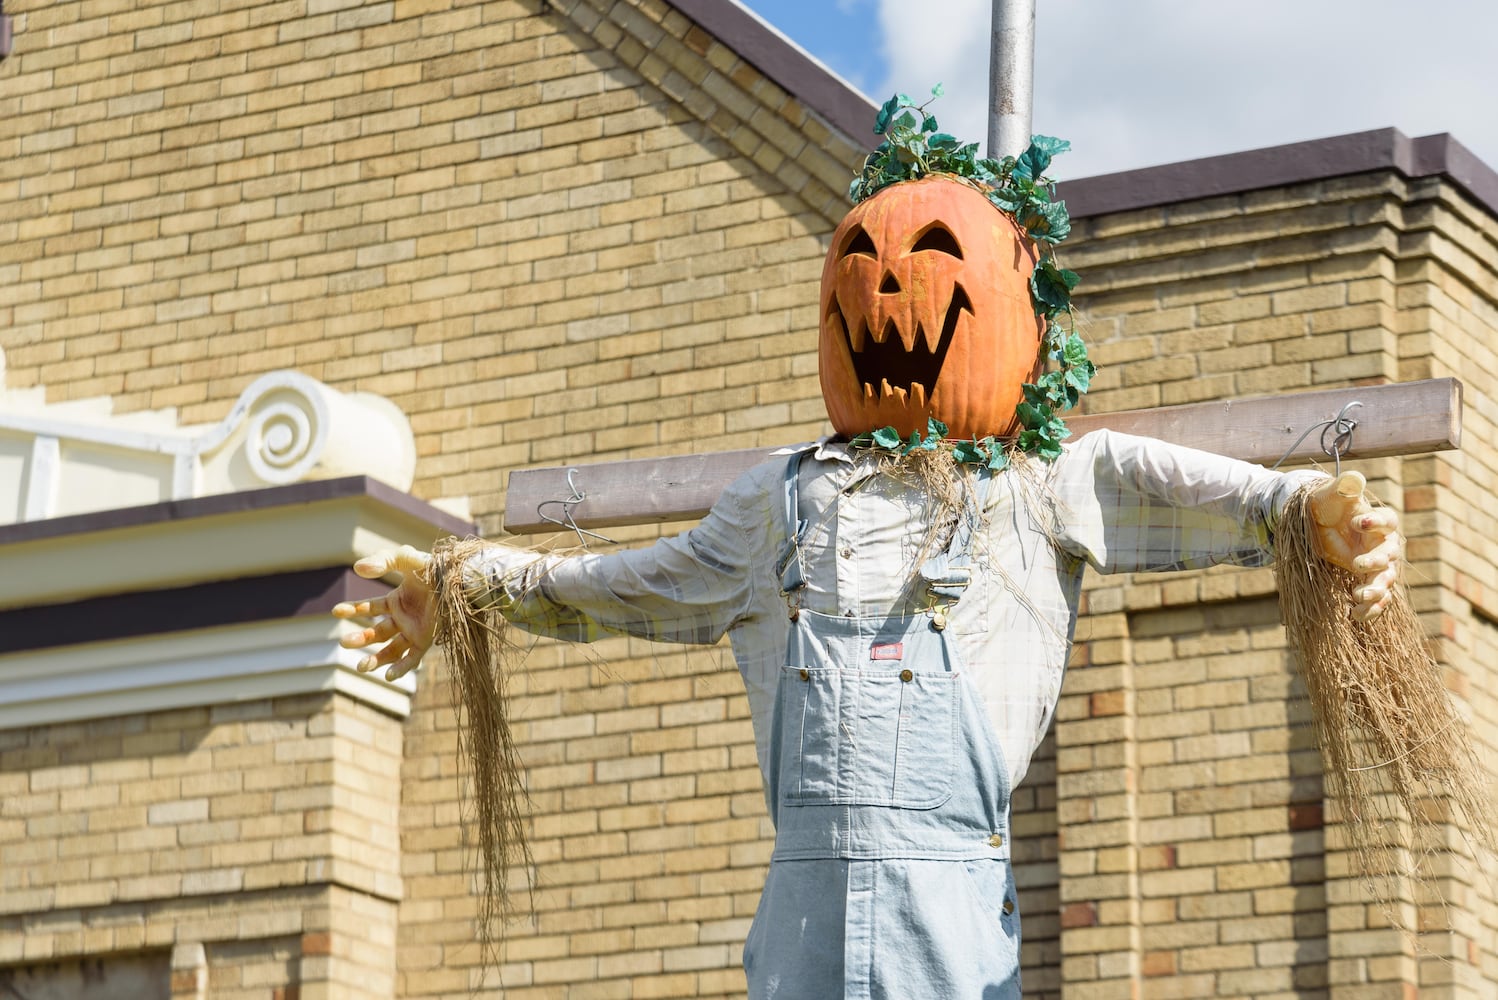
1053 172 1498 998
2 0 858 996
1394 176 1498 995
0 694 403 999
5 0 1498 998
400 640 766 997
0 0 855 534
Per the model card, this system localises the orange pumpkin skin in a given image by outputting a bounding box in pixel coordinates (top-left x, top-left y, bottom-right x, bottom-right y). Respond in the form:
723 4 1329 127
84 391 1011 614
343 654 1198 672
818 175 1045 440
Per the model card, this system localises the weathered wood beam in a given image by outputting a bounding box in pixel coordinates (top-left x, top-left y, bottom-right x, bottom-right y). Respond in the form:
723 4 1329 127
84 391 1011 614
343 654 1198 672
503 378 1461 534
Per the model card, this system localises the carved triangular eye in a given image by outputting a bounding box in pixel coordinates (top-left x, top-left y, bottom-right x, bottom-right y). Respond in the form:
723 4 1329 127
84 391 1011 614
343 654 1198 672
910 223 963 258
841 227 877 259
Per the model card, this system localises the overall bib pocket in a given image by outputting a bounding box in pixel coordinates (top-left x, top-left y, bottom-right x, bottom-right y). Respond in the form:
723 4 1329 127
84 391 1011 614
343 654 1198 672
777 665 959 809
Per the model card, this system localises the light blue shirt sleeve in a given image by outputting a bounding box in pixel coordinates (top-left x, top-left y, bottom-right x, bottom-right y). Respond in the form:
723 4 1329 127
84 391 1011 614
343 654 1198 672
1050 429 1326 574
463 473 762 646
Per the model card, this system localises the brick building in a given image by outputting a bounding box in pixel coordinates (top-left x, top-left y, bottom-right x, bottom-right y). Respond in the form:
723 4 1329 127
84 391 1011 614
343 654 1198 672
2 0 1497 997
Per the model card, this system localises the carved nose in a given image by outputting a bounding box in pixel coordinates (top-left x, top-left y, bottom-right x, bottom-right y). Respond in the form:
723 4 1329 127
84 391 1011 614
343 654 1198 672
878 272 901 294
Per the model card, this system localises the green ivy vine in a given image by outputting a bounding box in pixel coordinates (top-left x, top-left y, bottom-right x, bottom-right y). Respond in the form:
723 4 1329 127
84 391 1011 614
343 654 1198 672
851 418 1012 471
848 86 1096 463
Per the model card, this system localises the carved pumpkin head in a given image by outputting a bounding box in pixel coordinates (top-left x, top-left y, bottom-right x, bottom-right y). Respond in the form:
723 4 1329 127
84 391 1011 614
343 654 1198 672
818 175 1045 441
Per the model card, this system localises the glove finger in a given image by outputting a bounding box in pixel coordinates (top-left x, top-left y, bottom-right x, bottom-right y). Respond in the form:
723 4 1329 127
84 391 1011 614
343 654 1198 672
1311 471 1368 526
390 545 433 578
1355 508 1399 538
358 636 410 673
353 552 396 579
1352 535 1401 575
386 647 425 681
339 617 392 650
332 594 389 620
1352 592 1391 622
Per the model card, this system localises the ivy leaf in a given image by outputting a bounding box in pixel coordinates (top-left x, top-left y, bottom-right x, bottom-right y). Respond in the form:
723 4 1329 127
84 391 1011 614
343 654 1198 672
928 132 960 151
1015 136 1072 183
987 189 1023 213
874 95 901 134
1016 400 1053 430
925 417 949 440
1029 135 1071 158
923 113 939 132
1019 419 1069 462
1027 200 1071 244
986 449 1010 472
931 83 945 98
891 108 922 135
1065 360 1095 395
1062 332 1089 367
1029 262 1075 314
1008 175 1038 201
952 439 985 465
1013 146 1047 184
871 426 903 450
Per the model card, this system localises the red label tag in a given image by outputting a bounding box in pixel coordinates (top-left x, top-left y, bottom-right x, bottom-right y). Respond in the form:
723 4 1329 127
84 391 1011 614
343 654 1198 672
870 643 903 661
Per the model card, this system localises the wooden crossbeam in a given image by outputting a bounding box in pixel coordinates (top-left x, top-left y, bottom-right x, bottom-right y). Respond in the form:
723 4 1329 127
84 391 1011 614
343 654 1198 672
503 378 1462 534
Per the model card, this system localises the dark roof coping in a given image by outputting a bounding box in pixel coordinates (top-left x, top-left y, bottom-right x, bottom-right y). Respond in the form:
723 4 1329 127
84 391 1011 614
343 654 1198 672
1054 129 1498 220
0 567 388 655
0 476 476 547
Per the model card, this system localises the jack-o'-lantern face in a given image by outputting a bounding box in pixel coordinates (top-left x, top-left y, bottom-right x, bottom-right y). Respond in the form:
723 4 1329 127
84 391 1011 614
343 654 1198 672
818 176 1045 440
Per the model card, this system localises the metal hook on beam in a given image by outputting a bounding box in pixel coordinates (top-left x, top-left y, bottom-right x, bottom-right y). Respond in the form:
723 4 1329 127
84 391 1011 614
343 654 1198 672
1271 400 1363 476
536 468 615 549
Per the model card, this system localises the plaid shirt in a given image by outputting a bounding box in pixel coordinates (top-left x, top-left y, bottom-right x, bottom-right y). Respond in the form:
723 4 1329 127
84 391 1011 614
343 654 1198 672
472 430 1320 788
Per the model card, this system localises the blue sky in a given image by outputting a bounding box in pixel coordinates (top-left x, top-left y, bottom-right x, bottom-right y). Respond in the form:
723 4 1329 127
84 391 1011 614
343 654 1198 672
739 0 1498 182
737 0 885 95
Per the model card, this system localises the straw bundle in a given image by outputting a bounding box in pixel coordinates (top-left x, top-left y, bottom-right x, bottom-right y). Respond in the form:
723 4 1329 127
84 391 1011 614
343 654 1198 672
428 535 530 971
1274 485 1496 925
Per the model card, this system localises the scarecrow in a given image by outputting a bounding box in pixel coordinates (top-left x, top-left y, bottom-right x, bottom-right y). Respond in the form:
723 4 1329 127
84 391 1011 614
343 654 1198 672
336 103 1463 999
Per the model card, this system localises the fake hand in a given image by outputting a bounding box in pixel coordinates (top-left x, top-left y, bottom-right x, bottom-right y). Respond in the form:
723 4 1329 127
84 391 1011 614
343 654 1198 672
1307 471 1402 622
332 545 437 681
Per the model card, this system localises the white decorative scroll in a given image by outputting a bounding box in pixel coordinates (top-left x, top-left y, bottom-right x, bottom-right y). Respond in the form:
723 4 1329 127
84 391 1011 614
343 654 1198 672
0 369 418 524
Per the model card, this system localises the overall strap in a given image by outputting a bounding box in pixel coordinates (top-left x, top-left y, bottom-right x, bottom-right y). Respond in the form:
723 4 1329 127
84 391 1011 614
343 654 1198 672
920 468 993 605
775 451 810 597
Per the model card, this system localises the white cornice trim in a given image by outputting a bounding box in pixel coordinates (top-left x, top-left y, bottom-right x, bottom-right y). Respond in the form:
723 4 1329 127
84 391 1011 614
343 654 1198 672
0 481 469 612
0 617 416 731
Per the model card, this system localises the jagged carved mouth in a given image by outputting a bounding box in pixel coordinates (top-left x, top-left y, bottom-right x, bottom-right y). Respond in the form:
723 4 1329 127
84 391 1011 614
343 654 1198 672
828 285 973 407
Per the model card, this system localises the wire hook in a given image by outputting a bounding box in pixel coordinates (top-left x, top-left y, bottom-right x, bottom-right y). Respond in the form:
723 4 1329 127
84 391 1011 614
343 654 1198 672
536 468 615 549
1271 400 1362 475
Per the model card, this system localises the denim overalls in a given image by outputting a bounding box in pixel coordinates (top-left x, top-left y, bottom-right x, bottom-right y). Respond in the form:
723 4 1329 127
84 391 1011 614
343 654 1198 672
743 454 1022 999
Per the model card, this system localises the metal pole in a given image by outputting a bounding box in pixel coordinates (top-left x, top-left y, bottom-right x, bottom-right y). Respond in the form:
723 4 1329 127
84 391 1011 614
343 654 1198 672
988 0 1035 159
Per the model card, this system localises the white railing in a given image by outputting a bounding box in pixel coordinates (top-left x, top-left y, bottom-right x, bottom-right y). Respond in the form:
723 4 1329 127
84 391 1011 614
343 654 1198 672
0 365 417 524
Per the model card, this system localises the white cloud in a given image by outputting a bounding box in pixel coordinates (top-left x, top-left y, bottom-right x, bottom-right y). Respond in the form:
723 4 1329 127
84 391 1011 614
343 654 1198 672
873 0 1498 180
876 0 993 153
